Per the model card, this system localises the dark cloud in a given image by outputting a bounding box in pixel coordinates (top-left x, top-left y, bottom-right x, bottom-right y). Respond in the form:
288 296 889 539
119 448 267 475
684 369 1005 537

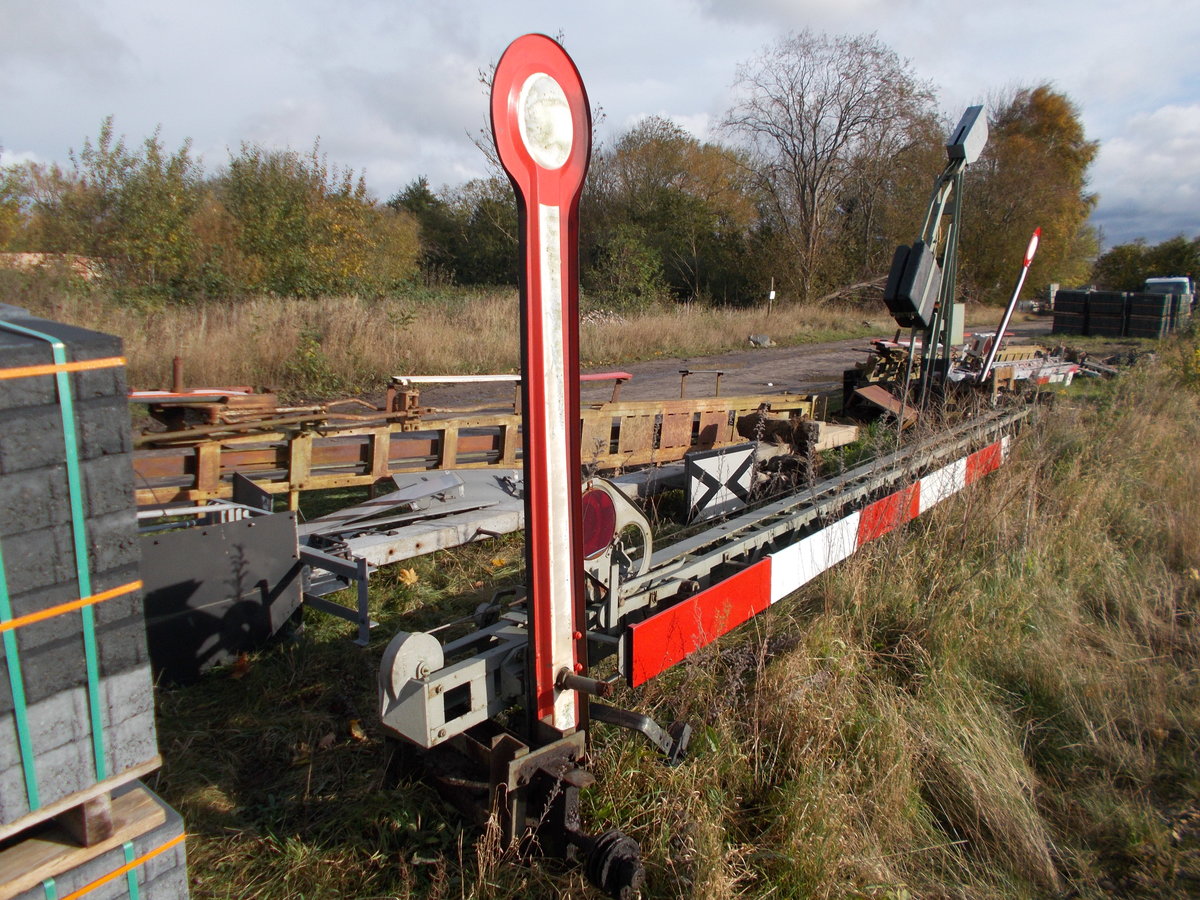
1090 103 1200 246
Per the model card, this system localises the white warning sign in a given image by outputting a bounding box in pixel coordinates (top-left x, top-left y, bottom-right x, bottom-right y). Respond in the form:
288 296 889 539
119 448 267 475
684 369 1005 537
686 442 756 522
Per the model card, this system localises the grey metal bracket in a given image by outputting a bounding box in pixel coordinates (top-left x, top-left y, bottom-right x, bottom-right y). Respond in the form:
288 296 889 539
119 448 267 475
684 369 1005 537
301 545 375 645
590 702 691 766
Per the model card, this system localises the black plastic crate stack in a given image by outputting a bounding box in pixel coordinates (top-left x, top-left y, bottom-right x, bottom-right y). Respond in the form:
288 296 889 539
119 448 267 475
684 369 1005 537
1127 292 1172 339
1087 290 1127 337
1051 289 1088 334
1170 292 1192 330
0 304 188 898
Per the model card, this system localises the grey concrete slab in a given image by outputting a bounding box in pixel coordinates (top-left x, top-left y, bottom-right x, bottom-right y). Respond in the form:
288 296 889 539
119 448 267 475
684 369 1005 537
76 395 134 458
85 510 141 577
0 524 76 598
0 464 69 539
82 455 137 518
102 665 155 731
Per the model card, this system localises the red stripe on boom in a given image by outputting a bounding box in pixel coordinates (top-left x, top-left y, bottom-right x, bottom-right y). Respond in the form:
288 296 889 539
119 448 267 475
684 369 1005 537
857 484 921 545
965 441 1003 484
627 559 772 687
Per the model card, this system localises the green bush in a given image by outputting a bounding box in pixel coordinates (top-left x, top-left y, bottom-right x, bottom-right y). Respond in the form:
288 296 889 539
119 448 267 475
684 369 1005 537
585 223 671 312
1 121 420 303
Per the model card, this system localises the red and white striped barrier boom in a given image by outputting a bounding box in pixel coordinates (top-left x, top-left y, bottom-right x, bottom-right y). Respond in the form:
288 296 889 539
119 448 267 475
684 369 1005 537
626 435 1012 686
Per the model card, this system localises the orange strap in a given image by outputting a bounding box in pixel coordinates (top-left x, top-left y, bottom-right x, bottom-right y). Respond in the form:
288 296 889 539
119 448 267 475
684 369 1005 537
0 580 142 634
59 832 187 900
0 356 126 381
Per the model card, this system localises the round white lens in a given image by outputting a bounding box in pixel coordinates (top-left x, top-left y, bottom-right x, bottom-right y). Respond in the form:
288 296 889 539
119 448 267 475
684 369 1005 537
517 73 573 170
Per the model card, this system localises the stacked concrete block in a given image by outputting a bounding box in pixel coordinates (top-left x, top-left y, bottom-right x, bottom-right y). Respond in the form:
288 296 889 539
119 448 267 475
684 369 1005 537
1052 289 1184 339
12 781 188 900
0 304 156 823
1128 292 1173 339
0 304 183 898
1086 290 1128 337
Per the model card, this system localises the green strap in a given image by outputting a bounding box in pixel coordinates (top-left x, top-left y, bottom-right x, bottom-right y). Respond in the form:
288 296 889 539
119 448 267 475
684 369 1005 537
0 542 39 807
0 319 108 782
41 878 57 899
123 840 141 899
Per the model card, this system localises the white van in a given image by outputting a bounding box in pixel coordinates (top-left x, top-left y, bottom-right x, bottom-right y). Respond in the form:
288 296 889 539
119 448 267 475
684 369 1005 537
1144 276 1194 310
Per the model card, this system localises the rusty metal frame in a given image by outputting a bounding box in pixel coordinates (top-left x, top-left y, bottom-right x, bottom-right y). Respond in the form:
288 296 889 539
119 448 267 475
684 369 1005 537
132 393 825 508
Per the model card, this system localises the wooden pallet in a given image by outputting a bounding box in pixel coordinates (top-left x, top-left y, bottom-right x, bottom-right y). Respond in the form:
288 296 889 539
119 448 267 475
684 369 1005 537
0 781 168 900
0 756 161 846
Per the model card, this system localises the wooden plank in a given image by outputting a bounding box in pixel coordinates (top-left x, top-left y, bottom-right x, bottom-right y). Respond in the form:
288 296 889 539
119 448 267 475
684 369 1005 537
438 425 460 469
195 441 221 495
498 422 519 466
596 438 749 469
814 423 860 452
0 756 161 845
369 428 390 479
0 785 168 900
289 433 313 487
590 394 818 416
57 794 113 847
853 385 918 428
580 413 612 462
696 411 729 449
287 432 313 509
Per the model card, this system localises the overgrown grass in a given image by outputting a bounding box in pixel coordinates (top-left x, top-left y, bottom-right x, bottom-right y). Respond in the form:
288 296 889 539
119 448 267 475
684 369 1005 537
146 329 1200 898
4 273 981 396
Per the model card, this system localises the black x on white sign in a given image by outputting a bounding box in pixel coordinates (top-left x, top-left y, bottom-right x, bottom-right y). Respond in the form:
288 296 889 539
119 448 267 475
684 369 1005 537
686 442 756 522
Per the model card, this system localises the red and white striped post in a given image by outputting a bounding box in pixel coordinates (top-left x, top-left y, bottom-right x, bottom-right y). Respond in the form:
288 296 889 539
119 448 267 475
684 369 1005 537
491 35 592 735
979 227 1041 383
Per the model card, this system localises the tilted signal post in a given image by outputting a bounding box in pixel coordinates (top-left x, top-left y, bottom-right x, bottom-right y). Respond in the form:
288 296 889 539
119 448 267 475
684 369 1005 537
882 105 989 412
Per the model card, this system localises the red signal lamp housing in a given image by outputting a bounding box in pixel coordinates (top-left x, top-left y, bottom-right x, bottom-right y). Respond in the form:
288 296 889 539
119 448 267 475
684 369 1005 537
581 487 618 560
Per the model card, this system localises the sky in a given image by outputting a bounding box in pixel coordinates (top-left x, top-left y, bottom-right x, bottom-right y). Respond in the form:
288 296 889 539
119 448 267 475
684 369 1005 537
1 0 1197 249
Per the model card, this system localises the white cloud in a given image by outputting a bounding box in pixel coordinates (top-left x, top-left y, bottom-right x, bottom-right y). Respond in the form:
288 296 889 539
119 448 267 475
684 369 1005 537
1090 104 1200 245
2 0 1198 238
0 0 128 85
0 150 45 168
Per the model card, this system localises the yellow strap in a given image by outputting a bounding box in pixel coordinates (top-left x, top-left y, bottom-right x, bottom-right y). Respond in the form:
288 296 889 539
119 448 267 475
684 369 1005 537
0 581 142 634
0 356 126 381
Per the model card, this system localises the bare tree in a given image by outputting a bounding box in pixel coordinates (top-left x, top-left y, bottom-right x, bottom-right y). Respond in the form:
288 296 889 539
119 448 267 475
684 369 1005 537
724 30 936 301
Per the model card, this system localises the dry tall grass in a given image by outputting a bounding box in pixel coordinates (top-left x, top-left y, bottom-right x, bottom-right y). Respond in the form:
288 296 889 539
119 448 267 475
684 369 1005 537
604 346 1200 898
10 281 904 394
